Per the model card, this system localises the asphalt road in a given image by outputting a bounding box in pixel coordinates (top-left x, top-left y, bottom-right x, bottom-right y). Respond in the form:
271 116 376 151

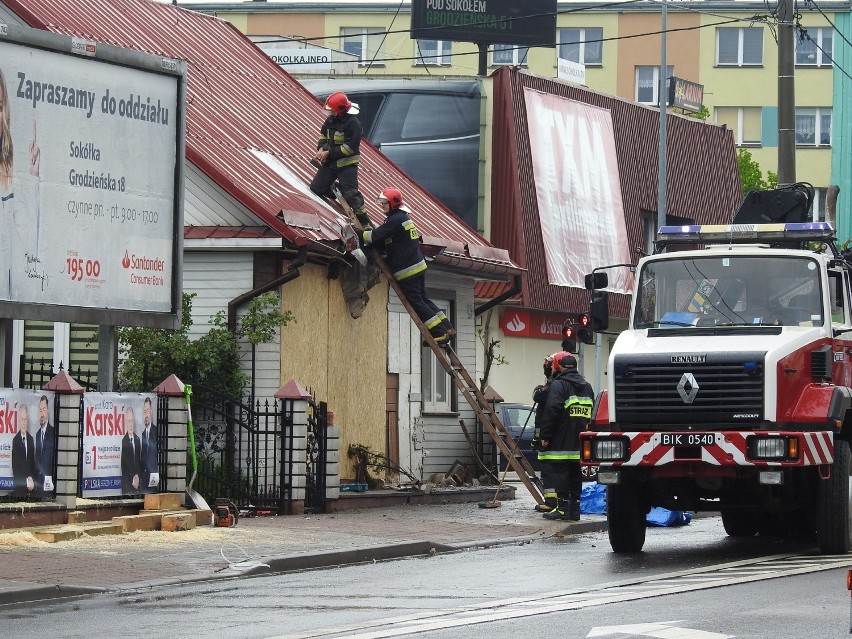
4 516 850 639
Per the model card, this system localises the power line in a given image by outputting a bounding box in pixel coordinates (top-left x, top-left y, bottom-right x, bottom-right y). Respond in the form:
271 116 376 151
254 15 759 67
795 22 852 81
805 0 852 50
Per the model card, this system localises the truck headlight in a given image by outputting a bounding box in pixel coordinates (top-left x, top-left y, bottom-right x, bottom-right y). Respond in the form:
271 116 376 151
592 437 628 461
749 436 796 460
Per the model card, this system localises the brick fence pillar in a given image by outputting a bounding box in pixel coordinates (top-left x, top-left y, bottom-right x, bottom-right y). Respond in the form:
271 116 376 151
43 371 85 509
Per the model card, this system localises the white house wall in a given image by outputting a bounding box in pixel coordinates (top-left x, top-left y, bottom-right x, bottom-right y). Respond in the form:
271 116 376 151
184 163 263 227
183 251 279 401
388 269 480 480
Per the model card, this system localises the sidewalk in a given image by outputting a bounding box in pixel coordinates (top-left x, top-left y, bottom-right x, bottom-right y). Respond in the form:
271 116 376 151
0 488 607 606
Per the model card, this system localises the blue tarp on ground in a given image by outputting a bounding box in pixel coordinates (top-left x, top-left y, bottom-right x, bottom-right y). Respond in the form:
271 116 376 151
580 483 692 527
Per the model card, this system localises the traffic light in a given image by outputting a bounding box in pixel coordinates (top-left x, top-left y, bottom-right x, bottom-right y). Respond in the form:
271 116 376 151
577 313 595 344
561 320 577 353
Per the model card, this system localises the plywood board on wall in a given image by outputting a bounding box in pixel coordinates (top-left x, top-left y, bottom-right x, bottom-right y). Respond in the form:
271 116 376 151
278 263 389 479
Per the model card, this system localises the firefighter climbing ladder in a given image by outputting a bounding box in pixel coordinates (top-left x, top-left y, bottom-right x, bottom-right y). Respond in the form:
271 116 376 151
330 184 544 504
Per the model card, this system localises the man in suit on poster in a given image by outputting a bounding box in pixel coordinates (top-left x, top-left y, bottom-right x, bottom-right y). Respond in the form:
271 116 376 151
11 404 36 496
140 397 158 493
34 395 55 495
120 407 142 494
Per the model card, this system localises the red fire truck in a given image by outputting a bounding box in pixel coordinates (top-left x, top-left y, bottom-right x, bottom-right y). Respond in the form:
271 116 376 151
581 220 852 554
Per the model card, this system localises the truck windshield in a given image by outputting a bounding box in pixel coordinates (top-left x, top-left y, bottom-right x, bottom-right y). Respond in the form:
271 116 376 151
633 255 824 328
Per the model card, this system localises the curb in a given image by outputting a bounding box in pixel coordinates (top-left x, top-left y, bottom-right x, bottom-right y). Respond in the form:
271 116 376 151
0 518 613 607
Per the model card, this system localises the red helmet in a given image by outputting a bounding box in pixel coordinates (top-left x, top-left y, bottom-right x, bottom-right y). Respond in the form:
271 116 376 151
324 91 359 115
376 187 404 208
543 353 555 376
551 351 577 373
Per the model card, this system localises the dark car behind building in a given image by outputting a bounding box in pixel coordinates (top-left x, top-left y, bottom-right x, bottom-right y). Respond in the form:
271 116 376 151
301 78 482 231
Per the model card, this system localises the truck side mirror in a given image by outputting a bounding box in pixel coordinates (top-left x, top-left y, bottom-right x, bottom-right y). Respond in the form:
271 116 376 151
591 291 609 331
585 272 609 290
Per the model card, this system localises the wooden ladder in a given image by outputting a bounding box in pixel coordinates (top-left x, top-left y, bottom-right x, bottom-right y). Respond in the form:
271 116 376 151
329 185 543 504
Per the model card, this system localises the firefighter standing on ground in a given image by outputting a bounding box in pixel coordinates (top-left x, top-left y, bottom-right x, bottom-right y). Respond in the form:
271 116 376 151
310 91 370 226
532 353 558 513
537 351 594 521
361 187 454 344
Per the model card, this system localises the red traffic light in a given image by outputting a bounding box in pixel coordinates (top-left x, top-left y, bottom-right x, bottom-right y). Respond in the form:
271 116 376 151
562 323 575 339
578 313 591 328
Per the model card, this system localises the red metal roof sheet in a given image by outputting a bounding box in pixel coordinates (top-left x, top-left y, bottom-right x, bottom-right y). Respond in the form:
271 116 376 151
5 0 520 277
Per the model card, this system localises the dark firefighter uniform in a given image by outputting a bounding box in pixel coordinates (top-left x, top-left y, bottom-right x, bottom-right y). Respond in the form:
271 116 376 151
361 202 453 342
537 352 594 520
309 111 368 223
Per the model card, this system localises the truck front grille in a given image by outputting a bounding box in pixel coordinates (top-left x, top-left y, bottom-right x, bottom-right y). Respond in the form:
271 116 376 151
613 352 765 427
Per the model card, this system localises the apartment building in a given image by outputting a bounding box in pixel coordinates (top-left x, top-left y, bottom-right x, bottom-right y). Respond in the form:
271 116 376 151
190 0 850 234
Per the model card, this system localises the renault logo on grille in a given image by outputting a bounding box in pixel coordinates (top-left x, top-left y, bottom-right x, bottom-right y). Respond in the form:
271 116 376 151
677 372 699 404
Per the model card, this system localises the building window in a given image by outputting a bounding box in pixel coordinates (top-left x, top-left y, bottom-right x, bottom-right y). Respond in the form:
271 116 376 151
635 65 673 105
557 28 603 65
716 27 763 66
492 43 528 67
422 299 454 413
795 107 832 146
797 27 833 66
715 106 762 146
340 27 385 66
415 39 452 66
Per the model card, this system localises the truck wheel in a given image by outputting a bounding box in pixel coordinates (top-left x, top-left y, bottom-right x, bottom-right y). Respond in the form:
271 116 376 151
720 510 758 537
816 438 852 554
607 482 647 553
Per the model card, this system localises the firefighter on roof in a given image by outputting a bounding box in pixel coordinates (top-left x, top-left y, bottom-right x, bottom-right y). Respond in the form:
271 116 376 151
362 187 455 344
310 91 370 226
537 351 594 521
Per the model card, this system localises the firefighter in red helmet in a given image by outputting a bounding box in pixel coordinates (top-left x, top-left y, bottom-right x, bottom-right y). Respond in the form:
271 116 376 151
361 187 455 344
310 91 370 227
537 351 594 521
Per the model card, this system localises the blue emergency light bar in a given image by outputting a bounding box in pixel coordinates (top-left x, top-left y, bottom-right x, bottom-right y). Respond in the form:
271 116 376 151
656 221 835 246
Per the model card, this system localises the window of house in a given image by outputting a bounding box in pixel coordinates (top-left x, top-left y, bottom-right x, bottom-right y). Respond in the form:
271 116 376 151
635 65 673 105
716 27 763 66
491 43 528 66
557 28 603 65
422 299 455 413
797 27 833 66
340 27 385 66
715 106 762 146
415 39 452 66
795 107 832 146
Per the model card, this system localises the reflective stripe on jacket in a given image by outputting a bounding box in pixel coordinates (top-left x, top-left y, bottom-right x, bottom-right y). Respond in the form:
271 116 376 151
536 369 594 462
317 113 362 170
361 208 427 281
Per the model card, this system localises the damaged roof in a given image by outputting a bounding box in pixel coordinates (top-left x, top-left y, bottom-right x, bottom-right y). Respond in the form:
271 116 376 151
3 0 521 279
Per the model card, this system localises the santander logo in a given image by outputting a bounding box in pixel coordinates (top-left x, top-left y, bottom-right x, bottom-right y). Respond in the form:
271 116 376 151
122 250 131 269
504 313 527 333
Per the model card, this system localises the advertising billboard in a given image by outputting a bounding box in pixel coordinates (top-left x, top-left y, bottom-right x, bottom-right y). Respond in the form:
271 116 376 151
523 88 633 294
0 389 56 497
81 392 159 497
0 24 186 328
410 0 557 47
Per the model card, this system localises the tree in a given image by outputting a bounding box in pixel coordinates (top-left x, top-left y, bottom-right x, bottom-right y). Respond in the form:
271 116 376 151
737 148 778 196
476 326 508 393
116 291 293 400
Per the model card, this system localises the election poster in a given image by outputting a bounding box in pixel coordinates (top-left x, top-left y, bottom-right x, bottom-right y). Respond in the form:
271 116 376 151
0 389 56 497
82 392 159 497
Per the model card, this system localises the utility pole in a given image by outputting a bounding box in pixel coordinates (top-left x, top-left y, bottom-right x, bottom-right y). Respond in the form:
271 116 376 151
656 0 668 231
777 0 796 184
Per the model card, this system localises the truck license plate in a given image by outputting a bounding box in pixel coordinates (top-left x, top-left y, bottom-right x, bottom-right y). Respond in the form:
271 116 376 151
660 433 715 446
